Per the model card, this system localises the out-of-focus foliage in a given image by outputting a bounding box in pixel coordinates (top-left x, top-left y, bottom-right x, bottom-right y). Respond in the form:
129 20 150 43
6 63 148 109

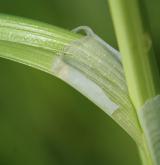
0 0 159 164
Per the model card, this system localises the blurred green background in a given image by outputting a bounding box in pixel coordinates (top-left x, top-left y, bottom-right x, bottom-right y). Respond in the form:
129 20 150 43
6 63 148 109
0 0 159 164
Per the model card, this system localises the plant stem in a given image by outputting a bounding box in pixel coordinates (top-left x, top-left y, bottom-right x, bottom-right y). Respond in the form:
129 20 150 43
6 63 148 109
108 0 160 109
138 136 153 165
108 0 160 164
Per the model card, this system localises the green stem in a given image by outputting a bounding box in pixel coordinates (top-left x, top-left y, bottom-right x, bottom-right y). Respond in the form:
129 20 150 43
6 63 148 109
138 136 153 165
108 0 160 165
108 0 160 109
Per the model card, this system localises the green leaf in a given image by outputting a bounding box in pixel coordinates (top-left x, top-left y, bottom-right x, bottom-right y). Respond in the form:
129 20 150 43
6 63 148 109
0 14 142 145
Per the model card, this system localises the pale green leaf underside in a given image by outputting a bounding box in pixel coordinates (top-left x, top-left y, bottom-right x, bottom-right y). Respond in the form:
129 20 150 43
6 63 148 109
0 14 142 144
139 95 160 165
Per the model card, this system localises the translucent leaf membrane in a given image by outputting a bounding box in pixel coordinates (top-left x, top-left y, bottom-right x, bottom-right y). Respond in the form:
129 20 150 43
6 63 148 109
53 26 142 144
0 15 142 144
139 95 160 165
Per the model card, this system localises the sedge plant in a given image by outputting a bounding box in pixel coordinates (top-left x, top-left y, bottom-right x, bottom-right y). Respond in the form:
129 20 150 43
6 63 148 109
0 0 160 165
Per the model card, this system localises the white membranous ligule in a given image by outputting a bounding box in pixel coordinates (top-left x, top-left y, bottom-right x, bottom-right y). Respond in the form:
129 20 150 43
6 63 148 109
52 26 142 144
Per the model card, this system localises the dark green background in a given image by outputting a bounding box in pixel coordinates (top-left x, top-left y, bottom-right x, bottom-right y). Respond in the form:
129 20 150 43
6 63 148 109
0 0 159 164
